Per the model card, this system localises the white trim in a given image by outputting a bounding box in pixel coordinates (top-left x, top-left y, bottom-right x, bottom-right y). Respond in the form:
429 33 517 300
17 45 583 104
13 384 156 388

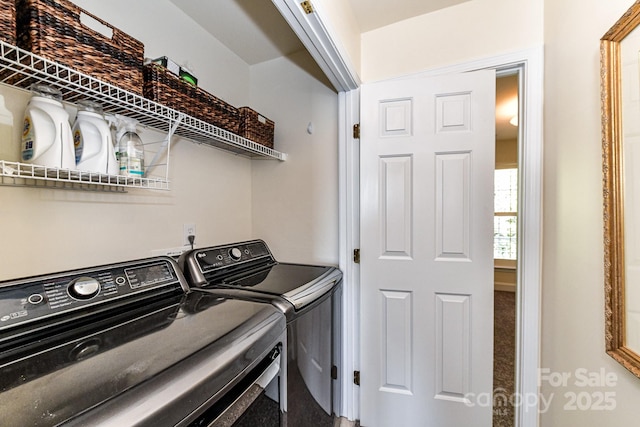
359 47 544 427
496 162 519 169
338 89 360 421
349 47 543 427
495 282 517 293
514 46 544 427
333 416 358 427
495 260 518 269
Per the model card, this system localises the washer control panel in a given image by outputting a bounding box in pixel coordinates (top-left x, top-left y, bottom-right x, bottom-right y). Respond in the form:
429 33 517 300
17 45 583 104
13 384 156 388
0 258 182 331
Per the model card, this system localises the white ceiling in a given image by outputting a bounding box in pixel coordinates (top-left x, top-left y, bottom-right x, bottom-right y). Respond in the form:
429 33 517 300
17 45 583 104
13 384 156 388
169 0 472 66
169 0 304 66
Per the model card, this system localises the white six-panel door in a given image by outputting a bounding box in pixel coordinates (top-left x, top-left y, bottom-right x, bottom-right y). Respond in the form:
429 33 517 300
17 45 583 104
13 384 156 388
360 70 496 426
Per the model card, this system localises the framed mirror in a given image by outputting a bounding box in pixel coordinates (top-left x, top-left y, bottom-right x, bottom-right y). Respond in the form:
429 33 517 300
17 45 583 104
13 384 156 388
602 0 640 378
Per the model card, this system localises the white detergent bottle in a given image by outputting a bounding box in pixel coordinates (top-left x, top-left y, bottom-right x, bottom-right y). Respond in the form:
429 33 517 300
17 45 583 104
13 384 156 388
21 84 75 170
73 100 118 175
117 116 145 178
0 94 15 164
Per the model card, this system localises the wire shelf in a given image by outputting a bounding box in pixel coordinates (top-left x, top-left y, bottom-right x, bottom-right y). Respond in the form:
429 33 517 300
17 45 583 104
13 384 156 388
0 161 170 192
0 40 287 162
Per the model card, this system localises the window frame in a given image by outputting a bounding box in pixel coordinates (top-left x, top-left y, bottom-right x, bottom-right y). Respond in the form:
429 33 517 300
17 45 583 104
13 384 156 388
494 165 518 267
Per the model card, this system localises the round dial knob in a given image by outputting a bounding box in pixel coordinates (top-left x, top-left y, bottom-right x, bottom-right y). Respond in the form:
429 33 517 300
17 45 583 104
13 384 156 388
229 247 242 261
68 277 101 300
28 294 45 305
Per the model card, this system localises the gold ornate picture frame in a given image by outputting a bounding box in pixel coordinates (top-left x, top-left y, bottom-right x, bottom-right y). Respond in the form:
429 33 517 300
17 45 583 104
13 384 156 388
601 0 640 378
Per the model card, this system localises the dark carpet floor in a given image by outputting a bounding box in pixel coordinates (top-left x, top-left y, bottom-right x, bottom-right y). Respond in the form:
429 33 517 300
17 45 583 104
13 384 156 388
285 363 334 427
493 290 516 427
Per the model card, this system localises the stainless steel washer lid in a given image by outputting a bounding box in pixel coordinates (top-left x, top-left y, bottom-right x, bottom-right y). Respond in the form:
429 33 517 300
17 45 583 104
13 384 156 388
0 292 285 427
223 263 342 310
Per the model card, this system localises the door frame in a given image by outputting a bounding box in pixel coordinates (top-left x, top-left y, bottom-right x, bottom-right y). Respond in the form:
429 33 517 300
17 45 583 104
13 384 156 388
271 2 543 426
339 47 543 427
343 48 543 427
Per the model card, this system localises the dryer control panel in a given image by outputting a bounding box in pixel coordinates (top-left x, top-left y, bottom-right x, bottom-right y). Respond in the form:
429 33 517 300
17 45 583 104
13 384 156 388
0 257 185 332
196 240 272 273
179 240 275 286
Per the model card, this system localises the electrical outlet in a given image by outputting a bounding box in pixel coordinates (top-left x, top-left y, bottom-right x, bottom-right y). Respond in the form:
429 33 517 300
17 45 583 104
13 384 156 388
183 223 196 246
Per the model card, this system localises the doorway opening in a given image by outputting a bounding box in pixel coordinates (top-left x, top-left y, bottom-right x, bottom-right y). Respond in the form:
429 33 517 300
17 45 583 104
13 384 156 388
331 48 541 426
493 72 519 427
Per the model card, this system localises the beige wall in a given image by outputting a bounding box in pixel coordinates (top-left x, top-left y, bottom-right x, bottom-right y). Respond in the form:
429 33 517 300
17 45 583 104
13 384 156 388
360 0 543 82
314 0 362 82
250 51 339 265
496 138 518 168
542 0 640 424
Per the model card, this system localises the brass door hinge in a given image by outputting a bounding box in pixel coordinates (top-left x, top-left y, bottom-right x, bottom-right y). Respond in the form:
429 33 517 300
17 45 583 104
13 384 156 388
331 365 338 380
300 1 314 14
354 370 360 386
353 248 360 264
353 123 360 139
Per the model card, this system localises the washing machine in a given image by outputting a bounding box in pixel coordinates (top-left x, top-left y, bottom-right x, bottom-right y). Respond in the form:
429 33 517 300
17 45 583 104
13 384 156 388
0 256 286 426
180 239 342 427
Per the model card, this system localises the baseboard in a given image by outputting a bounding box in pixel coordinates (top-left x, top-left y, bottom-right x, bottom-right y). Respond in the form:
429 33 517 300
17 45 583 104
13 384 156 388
495 282 516 292
334 416 358 427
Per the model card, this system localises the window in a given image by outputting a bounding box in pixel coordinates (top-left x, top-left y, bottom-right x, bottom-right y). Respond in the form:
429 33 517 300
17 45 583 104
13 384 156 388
494 168 517 260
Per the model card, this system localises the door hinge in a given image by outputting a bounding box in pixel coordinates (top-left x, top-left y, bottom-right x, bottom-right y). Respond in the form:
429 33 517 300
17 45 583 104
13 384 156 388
354 370 360 386
331 365 338 380
353 248 360 264
353 123 360 139
300 1 314 14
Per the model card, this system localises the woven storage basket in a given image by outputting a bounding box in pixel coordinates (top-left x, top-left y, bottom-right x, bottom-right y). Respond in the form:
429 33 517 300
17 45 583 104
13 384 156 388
238 107 275 149
0 0 16 44
15 0 144 94
143 63 240 134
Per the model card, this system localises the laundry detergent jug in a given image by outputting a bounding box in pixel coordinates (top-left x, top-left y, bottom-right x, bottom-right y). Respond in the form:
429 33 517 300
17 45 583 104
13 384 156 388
116 116 145 178
0 94 15 163
73 100 118 175
21 84 75 170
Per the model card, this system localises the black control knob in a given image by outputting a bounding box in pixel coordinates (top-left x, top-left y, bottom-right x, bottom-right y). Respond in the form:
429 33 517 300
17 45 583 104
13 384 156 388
229 247 242 261
68 277 101 300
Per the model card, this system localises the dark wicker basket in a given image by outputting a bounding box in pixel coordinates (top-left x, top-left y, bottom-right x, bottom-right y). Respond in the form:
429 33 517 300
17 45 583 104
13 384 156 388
238 107 275 149
15 0 144 94
143 63 240 134
0 0 16 44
